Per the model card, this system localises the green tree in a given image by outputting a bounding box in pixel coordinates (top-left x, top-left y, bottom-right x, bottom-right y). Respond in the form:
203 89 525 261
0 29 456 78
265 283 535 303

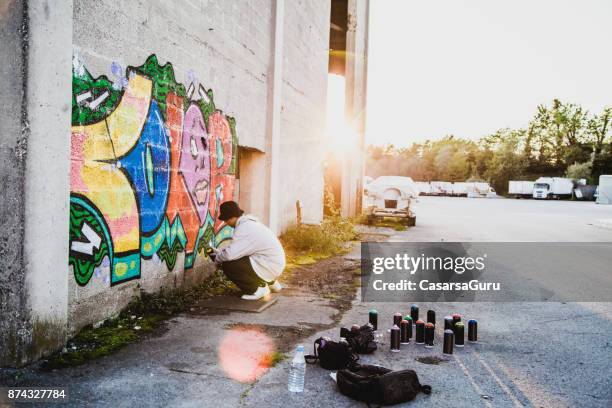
566 161 592 181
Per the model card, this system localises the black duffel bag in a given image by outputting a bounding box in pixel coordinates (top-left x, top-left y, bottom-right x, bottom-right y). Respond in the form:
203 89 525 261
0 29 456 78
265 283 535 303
337 364 431 406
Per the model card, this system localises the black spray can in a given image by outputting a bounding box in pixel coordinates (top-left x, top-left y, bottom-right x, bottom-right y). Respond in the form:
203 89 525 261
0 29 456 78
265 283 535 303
424 323 435 348
390 324 400 352
404 316 413 338
444 316 454 331
400 319 411 344
410 305 419 323
443 329 454 354
415 320 425 344
452 313 462 326
393 312 403 327
454 322 465 347
369 309 378 331
468 319 478 342
427 310 436 326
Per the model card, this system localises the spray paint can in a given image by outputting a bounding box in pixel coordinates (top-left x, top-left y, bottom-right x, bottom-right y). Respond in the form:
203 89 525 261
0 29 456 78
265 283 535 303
404 316 413 341
390 325 400 352
452 313 462 326
410 305 419 323
468 319 478 342
444 316 454 331
427 310 436 326
424 323 435 348
454 322 465 347
415 320 425 344
443 329 454 354
400 320 411 344
393 312 403 327
369 309 378 331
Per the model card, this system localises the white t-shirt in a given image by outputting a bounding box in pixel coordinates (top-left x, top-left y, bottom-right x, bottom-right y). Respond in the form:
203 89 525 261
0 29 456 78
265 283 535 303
214 215 286 282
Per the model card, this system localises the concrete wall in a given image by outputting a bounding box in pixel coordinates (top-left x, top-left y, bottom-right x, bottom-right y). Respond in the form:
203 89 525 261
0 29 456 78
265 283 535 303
0 0 29 367
68 0 330 333
278 0 329 226
0 0 330 366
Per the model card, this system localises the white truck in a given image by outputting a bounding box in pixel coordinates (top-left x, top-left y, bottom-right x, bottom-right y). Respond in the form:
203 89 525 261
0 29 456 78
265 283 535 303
363 176 418 226
508 180 535 198
532 177 574 199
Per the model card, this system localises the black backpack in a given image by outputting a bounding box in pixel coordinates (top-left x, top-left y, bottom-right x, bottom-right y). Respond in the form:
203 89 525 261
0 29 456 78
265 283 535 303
340 324 377 354
305 337 359 370
337 364 431 406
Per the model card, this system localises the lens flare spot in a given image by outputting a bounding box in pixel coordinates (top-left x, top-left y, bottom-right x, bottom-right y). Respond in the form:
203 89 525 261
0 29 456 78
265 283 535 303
218 328 275 383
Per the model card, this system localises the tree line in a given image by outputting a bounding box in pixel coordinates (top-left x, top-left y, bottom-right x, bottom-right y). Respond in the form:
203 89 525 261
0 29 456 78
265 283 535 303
366 99 612 194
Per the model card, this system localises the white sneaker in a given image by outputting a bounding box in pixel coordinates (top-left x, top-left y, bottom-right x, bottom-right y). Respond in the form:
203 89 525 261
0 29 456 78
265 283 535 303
269 280 282 293
241 285 271 300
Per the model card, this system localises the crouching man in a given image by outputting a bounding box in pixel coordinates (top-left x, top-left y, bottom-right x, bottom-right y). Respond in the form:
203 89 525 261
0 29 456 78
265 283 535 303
210 201 285 300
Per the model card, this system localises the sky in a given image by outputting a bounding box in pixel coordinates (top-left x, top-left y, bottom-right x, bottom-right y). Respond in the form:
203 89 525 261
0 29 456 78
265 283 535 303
365 0 612 147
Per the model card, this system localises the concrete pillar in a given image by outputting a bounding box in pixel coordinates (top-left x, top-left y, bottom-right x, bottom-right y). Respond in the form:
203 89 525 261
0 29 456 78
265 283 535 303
341 0 369 217
265 0 284 234
0 0 72 367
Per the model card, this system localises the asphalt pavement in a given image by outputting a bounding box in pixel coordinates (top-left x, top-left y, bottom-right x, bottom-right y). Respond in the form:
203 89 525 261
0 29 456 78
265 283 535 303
2 197 611 407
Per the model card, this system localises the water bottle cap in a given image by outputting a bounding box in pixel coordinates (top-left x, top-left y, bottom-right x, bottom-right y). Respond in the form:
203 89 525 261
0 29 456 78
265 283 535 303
296 344 304 352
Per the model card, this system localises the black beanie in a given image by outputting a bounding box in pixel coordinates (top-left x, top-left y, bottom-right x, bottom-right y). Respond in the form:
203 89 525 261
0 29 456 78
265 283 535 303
218 201 244 221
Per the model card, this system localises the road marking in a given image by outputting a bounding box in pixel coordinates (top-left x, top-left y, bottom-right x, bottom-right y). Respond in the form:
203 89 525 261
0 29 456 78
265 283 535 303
454 353 493 408
473 351 523 407
71 222 102 255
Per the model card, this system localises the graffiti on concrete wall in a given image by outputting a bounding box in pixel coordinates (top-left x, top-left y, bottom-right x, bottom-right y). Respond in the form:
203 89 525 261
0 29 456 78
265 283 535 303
69 55 238 286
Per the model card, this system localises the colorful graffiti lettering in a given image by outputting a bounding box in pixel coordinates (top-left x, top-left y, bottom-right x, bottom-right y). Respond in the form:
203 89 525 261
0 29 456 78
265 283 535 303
69 55 238 286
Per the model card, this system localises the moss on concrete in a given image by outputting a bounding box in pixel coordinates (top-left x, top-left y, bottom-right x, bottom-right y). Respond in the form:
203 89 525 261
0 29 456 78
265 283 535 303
41 271 239 370
29 319 66 361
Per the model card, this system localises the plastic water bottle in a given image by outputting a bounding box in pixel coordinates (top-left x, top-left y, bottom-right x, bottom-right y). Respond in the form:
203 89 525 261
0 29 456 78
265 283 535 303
288 344 306 392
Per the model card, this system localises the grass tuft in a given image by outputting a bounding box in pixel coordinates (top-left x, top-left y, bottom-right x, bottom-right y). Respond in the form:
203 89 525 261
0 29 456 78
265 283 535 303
281 216 356 258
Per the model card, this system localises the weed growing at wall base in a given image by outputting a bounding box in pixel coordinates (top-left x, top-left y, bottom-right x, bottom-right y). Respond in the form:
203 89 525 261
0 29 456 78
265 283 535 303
281 216 356 260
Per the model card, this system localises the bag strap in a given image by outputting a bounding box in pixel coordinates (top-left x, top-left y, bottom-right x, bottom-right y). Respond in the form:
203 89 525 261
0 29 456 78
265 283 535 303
304 338 320 364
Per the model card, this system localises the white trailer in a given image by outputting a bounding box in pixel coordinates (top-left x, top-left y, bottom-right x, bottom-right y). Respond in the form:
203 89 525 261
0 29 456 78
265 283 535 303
415 181 432 196
508 180 535 198
451 182 468 197
430 181 453 196
533 177 574 199
596 175 612 204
